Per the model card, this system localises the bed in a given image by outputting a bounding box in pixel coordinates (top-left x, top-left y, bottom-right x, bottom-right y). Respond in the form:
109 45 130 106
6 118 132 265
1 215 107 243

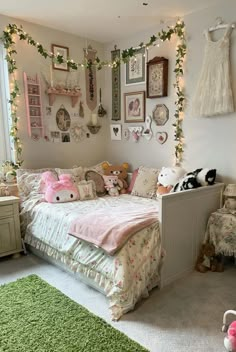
20 182 224 320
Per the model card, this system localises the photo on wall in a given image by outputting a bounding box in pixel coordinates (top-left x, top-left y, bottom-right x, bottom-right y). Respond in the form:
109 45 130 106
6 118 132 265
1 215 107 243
124 91 145 123
110 124 122 141
125 47 145 85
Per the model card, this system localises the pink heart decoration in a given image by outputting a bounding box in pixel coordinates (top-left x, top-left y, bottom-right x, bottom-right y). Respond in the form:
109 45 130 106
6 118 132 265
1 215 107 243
156 132 168 144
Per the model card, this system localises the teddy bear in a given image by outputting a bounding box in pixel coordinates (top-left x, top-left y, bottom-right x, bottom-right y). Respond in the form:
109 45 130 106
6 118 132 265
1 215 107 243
156 166 186 196
103 175 122 196
195 243 224 273
102 162 129 194
224 320 236 352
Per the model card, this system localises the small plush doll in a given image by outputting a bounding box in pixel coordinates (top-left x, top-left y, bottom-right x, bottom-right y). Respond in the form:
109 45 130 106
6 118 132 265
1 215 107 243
195 243 224 273
157 167 186 196
224 321 236 352
103 175 122 196
102 162 129 194
41 171 79 203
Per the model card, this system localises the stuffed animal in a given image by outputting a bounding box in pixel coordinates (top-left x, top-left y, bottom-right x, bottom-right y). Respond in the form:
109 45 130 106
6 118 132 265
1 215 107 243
156 167 186 196
41 171 79 203
173 173 201 192
224 321 236 352
102 162 129 194
195 243 224 273
192 168 216 186
103 175 122 196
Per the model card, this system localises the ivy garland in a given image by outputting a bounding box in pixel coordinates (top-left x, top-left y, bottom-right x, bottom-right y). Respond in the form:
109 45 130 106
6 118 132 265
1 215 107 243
1 20 186 165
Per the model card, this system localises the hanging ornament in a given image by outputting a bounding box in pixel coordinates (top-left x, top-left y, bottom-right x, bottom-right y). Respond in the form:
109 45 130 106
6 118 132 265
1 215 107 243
71 123 86 142
97 88 106 117
79 101 84 118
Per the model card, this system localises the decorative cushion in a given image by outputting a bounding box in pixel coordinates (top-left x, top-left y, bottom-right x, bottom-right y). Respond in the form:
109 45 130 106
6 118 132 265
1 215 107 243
127 169 139 193
17 172 44 199
131 166 160 199
77 180 97 201
85 170 106 197
16 168 56 177
55 167 84 183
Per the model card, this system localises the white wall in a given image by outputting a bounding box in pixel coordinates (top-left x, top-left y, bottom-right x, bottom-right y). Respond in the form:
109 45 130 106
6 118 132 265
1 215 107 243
0 14 106 169
103 0 236 182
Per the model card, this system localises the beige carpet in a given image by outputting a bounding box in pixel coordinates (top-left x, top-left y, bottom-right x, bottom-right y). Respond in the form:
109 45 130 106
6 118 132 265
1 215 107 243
0 254 235 352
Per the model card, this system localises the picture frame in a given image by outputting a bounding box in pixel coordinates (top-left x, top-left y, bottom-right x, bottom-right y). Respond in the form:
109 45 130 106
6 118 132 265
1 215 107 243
125 47 145 85
152 104 169 126
110 124 122 141
147 56 168 98
52 44 69 71
124 91 145 123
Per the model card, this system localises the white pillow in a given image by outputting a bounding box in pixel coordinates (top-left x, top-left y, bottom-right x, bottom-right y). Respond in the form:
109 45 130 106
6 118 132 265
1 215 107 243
131 166 160 199
77 180 97 201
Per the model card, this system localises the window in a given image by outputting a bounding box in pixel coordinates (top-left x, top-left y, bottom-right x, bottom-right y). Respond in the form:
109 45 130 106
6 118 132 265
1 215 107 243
0 43 12 163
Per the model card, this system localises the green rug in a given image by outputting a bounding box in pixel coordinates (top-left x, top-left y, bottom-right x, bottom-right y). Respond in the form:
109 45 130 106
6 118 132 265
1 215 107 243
0 275 148 352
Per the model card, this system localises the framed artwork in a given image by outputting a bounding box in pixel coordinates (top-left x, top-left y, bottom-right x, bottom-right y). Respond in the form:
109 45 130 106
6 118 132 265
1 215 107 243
52 44 69 71
124 91 145 123
147 57 168 98
110 124 122 140
152 104 169 126
125 47 145 85
111 48 121 120
56 105 71 131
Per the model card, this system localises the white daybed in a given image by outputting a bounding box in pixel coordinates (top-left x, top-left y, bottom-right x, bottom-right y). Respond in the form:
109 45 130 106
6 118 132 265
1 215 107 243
21 183 224 320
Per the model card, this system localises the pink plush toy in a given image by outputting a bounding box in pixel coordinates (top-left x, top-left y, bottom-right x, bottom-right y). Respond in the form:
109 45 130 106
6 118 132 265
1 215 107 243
103 175 122 196
41 171 79 203
224 322 236 352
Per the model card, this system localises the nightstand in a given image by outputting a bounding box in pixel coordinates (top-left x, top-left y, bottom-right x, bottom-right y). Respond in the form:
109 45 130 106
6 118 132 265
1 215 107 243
0 196 22 258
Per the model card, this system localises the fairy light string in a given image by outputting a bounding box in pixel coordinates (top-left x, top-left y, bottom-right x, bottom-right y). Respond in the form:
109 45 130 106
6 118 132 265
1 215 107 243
1 19 186 165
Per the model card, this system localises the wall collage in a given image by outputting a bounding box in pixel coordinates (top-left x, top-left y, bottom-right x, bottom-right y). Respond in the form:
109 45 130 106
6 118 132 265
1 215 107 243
111 47 170 145
24 44 107 145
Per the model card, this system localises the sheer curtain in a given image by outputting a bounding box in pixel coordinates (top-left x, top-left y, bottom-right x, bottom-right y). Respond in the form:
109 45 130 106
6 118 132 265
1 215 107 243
0 43 12 163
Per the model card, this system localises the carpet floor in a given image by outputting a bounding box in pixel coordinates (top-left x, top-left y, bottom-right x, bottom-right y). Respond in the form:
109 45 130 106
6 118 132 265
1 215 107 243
0 254 235 352
0 274 147 352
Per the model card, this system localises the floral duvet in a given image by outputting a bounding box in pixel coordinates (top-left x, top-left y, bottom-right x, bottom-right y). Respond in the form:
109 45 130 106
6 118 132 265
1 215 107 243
21 194 162 320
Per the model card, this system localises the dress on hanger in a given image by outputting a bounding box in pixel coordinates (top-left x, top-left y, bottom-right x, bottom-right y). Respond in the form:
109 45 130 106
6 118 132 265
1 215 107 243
192 24 234 117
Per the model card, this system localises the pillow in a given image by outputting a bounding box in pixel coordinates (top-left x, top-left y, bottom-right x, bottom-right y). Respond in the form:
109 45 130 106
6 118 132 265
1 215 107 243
17 172 44 199
73 161 111 178
127 169 139 193
55 167 84 183
77 180 97 201
131 166 159 199
16 168 58 199
16 168 56 177
85 170 106 196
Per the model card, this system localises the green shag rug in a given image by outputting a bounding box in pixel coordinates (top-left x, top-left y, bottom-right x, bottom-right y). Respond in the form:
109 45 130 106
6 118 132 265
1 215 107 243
0 275 148 352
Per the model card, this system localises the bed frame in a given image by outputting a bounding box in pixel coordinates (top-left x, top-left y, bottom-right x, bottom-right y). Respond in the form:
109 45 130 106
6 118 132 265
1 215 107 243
159 183 224 287
28 183 224 293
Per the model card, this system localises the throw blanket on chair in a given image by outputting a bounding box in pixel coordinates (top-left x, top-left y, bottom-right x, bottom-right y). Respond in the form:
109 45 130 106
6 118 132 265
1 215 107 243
69 206 159 255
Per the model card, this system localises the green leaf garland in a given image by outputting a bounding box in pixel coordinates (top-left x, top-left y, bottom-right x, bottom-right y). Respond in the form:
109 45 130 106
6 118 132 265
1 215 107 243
1 20 186 165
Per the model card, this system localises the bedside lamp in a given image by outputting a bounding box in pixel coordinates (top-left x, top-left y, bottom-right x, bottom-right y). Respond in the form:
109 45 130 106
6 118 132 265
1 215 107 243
223 184 236 210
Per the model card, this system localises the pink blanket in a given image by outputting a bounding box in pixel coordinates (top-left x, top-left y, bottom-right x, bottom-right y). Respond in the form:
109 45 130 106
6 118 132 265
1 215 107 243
69 206 159 255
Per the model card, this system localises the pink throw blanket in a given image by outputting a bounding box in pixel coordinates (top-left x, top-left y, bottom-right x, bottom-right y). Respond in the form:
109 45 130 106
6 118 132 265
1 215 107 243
69 206 159 255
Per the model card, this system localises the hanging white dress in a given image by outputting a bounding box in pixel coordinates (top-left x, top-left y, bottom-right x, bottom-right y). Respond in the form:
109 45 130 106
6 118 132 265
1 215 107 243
192 25 234 117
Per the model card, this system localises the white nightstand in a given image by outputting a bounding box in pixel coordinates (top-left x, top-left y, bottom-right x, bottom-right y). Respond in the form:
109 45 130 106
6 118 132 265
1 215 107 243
0 196 22 258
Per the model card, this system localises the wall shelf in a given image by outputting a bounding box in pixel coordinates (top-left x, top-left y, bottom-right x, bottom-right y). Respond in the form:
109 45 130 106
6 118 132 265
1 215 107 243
47 88 82 107
23 72 44 140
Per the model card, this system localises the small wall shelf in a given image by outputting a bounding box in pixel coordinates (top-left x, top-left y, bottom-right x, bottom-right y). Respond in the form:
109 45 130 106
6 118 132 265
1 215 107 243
47 88 82 107
23 72 44 140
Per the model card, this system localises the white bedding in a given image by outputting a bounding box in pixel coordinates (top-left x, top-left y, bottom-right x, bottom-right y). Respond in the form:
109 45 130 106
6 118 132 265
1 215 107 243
21 194 162 320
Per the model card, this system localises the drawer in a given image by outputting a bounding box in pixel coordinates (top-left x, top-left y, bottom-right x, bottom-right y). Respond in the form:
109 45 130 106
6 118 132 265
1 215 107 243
0 204 14 218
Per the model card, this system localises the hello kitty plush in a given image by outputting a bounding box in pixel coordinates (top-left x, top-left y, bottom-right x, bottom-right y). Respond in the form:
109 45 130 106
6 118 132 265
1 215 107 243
156 167 186 196
41 171 79 203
